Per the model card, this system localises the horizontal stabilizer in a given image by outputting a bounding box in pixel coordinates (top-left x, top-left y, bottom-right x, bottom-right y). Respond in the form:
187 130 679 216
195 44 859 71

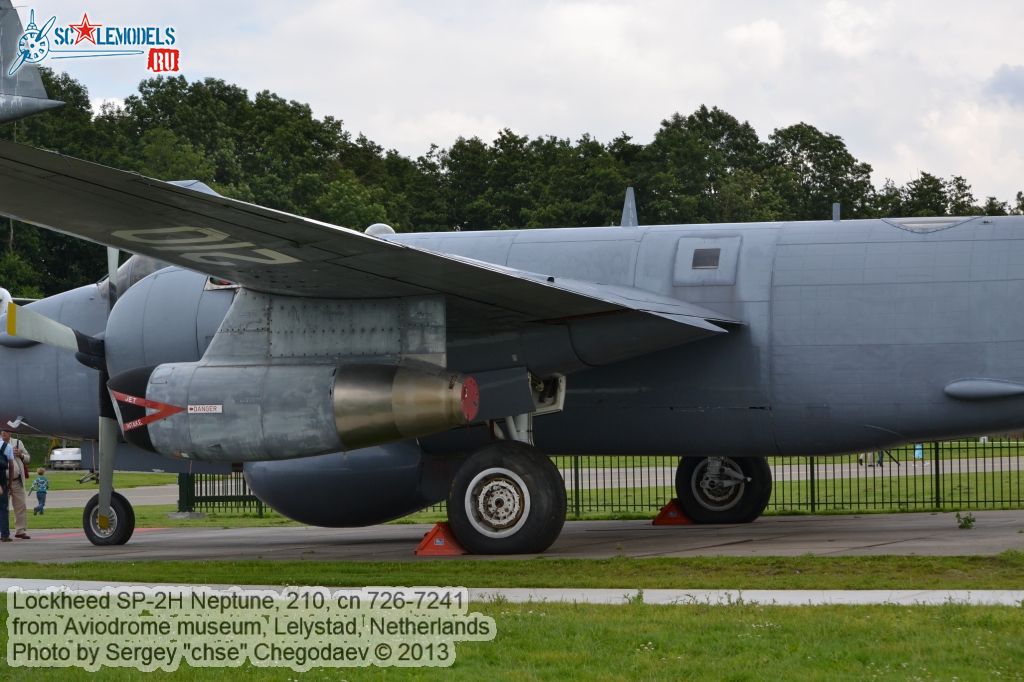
0 94 63 124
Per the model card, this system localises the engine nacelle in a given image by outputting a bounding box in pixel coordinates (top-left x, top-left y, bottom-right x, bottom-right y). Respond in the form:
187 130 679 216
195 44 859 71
108 363 479 461
244 441 462 526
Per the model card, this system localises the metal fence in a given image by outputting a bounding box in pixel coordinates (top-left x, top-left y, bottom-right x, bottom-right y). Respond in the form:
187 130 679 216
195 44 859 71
179 439 1024 517
178 472 264 516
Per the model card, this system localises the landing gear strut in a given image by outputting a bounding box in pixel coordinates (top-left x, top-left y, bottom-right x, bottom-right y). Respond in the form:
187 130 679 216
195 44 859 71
447 439 566 554
83 415 135 545
675 456 771 524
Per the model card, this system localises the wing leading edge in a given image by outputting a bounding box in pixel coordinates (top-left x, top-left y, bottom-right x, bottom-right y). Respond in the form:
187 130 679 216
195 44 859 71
0 140 739 338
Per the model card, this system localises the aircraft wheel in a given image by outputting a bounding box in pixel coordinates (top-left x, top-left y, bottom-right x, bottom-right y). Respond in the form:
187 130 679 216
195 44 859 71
447 441 566 554
83 492 136 546
675 456 771 524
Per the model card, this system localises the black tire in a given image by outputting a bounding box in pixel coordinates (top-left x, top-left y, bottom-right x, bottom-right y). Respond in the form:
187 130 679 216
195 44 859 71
447 441 566 554
675 456 771 524
83 492 135 546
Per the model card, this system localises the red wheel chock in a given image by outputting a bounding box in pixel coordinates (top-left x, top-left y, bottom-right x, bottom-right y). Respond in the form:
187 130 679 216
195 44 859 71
652 499 693 525
414 522 468 556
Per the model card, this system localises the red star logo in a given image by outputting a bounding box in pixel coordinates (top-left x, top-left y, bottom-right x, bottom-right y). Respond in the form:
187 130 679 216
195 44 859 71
69 13 102 45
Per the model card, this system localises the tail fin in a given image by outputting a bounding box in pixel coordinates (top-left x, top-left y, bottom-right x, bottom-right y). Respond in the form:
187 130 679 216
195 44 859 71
0 1 63 124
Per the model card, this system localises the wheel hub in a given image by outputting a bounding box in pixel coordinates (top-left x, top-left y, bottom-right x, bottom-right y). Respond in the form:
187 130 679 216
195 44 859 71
464 467 532 538
691 457 748 511
88 506 119 538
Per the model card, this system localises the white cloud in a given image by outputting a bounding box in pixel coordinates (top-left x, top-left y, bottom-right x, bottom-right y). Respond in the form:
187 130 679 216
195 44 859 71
24 0 1024 201
819 0 889 58
725 19 787 71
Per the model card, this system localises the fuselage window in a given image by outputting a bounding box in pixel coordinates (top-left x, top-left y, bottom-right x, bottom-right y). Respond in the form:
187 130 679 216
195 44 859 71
692 248 721 269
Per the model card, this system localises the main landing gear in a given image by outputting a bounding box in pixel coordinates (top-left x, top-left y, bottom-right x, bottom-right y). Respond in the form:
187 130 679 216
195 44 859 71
446 416 567 554
675 456 772 524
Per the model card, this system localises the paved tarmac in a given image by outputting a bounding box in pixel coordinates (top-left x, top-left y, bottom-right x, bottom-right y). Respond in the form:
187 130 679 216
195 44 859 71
45 485 179 509
1 510 1022 563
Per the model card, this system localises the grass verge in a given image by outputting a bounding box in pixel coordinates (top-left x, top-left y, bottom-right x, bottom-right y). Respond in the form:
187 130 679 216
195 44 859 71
2 552 1023 589
0 600 1020 680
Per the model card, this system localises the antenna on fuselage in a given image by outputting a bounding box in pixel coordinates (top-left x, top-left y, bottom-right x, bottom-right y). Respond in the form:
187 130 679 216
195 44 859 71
620 186 638 227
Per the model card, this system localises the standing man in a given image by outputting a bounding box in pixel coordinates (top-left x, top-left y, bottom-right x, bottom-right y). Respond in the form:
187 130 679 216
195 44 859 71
0 431 30 539
0 437 8 542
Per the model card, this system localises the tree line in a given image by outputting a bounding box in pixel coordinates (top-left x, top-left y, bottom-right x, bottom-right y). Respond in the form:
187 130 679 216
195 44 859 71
2 69 1022 297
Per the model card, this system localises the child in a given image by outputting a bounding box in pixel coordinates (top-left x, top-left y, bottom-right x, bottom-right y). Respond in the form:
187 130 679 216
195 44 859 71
29 468 48 515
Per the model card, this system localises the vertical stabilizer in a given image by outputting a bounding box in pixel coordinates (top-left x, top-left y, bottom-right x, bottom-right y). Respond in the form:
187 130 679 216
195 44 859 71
0 1 63 123
620 186 638 227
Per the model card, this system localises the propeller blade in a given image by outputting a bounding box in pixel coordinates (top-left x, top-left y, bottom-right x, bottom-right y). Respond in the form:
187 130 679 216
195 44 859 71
6 302 105 365
6 302 78 352
37 15 56 40
7 50 29 77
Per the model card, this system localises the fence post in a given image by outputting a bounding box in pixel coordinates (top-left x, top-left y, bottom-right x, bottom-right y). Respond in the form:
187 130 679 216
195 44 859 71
808 456 816 513
573 455 581 518
177 473 193 513
932 442 941 508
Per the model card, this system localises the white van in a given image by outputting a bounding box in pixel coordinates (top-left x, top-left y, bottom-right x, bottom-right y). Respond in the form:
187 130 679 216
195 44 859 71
49 447 82 470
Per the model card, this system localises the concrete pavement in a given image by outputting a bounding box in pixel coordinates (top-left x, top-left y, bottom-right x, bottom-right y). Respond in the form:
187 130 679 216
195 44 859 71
1 509 1022 563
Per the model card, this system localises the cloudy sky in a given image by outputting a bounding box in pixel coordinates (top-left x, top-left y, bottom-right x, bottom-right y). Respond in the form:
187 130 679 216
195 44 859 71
20 1 1024 202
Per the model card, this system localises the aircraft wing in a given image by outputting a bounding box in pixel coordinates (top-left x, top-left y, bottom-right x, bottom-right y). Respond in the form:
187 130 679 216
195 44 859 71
0 140 738 336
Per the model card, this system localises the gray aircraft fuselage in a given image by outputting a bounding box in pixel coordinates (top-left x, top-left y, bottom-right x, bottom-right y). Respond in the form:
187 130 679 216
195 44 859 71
1 214 1021 459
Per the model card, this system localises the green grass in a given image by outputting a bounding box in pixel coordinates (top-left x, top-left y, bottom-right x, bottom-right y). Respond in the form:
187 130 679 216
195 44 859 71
0 600 1021 680
3 552 1023 589
771 470 1023 511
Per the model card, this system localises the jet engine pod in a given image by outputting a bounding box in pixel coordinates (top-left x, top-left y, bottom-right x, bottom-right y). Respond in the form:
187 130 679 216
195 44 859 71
107 363 478 461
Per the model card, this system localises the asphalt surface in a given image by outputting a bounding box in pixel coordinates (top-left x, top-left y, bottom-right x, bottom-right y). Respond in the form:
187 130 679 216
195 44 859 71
1 510 1022 563
45 484 179 509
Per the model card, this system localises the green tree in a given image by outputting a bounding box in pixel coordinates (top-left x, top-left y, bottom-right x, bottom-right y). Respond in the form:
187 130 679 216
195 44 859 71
902 172 948 216
766 123 874 220
136 128 215 180
981 197 1009 215
945 176 978 215
312 171 389 229
442 136 492 230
